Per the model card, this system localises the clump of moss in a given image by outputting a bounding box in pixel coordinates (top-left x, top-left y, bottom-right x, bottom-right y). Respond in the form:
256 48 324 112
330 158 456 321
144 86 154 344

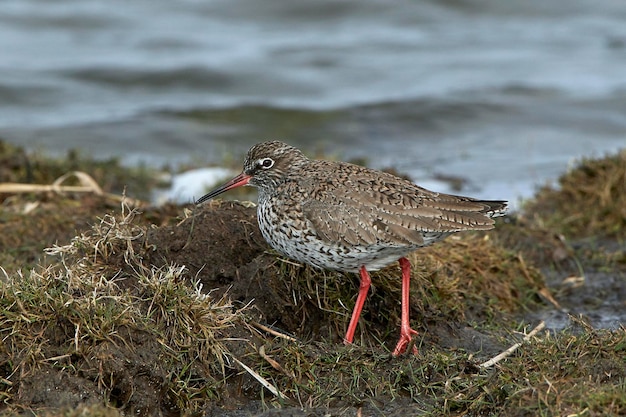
0 207 244 415
526 149 626 239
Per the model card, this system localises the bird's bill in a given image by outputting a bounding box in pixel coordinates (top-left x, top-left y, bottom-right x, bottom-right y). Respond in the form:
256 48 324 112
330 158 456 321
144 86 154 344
196 172 251 204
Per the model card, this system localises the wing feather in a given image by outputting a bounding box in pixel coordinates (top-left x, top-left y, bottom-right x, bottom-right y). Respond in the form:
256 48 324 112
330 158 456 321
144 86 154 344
298 161 505 247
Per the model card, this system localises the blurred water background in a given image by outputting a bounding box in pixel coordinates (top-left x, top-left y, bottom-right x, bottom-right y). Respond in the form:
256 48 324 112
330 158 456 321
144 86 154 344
1 0 625 206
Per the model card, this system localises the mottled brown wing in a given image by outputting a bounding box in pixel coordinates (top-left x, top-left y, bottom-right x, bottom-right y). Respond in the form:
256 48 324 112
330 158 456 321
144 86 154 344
300 161 504 247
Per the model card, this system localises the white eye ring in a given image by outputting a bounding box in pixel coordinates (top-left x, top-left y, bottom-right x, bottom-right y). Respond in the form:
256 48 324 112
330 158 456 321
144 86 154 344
259 158 274 169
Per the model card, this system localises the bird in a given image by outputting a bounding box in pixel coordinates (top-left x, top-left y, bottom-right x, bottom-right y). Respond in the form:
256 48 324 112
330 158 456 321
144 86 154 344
196 141 507 356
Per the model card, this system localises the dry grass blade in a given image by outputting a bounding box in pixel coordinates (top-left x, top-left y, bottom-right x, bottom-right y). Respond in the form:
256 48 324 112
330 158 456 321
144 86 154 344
52 171 105 194
251 321 298 342
259 345 295 378
0 171 146 206
479 321 546 368
232 356 289 400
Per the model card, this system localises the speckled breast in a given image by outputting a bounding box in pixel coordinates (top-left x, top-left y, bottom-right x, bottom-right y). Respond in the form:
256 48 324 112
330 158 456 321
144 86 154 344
255 197 426 273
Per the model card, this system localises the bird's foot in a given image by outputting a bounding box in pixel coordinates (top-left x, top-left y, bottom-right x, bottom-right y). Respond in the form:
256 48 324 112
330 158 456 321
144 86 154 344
392 326 419 356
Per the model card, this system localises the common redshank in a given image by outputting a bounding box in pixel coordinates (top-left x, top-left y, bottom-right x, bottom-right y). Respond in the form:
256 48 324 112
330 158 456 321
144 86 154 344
197 141 507 356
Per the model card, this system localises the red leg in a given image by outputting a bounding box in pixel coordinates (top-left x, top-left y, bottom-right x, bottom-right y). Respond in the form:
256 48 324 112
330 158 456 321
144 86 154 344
344 266 371 345
392 257 419 356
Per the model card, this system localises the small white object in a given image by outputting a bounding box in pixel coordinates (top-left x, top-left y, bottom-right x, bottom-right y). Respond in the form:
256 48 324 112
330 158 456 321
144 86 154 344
152 167 235 205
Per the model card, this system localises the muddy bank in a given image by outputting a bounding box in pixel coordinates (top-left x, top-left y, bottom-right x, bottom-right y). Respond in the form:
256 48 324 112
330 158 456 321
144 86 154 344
0 142 624 416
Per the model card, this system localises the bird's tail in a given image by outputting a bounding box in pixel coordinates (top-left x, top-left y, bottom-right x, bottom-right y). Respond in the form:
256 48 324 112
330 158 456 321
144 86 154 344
480 200 508 218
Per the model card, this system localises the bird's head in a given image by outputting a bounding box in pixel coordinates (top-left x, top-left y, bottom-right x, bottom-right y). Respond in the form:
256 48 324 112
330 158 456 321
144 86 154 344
196 141 307 203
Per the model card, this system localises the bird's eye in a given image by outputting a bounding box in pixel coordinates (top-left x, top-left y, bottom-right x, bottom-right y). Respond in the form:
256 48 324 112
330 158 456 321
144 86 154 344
259 158 274 169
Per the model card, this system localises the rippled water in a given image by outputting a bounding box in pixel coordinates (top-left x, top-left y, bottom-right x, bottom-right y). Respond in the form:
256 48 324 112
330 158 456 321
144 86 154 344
1 0 626 206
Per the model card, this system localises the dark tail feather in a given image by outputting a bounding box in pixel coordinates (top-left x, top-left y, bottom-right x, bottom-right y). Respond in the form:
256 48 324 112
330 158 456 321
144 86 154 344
480 200 508 218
